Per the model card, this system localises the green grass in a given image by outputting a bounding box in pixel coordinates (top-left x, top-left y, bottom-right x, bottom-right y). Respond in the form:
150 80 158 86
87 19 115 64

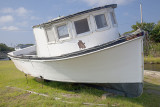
144 43 160 57
144 57 160 64
0 61 160 107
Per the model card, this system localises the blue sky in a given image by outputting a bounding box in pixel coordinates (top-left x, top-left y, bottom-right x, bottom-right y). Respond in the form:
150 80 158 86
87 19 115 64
0 0 160 47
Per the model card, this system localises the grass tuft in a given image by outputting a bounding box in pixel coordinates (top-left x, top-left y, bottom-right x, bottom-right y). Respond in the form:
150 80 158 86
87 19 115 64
144 57 160 64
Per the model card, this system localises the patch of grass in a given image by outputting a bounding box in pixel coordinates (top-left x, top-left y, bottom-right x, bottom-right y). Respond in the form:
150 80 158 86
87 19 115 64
144 57 160 64
0 61 160 107
144 43 160 57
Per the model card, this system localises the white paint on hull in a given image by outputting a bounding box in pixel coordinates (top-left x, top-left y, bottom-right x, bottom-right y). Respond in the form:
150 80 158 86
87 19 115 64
10 37 143 83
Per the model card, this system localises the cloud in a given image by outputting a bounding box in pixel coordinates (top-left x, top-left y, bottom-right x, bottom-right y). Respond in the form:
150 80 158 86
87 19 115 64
0 7 39 28
30 16 41 20
0 7 30 17
1 26 19 31
15 7 29 16
0 15 14 24
17 21 28 26
82 0 135 6
0 8 14 13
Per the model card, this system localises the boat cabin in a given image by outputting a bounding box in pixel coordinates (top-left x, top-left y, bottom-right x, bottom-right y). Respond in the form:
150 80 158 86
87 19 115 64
33 4 119 57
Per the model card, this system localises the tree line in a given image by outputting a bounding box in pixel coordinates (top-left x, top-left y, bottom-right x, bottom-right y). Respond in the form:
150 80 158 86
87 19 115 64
0 43 14 53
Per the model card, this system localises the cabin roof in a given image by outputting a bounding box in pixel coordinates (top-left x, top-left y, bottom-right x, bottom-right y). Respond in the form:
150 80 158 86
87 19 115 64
33 4 117 28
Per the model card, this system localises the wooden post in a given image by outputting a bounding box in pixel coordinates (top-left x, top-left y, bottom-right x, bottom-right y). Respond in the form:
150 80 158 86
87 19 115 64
140 2 143 24
40 76 44 88
25 74 28 84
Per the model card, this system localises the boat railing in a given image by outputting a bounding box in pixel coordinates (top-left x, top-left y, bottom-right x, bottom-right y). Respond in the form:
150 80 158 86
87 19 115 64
9 45 36 57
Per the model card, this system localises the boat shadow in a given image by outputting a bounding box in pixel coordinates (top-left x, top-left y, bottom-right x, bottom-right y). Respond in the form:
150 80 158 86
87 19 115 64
34 78 104 97
101 81 160 107
34 78 160 106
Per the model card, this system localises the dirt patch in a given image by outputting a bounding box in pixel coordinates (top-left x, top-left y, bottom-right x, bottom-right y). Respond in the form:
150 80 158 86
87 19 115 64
145 89 160 95
6 86 49 97
144 70 160 78
14 93 31 100
101 93 116 100
5 86 19 92
61 93 81 98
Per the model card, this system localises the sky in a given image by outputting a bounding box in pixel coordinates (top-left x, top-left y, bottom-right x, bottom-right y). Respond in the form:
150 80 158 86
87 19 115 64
0 0 160 47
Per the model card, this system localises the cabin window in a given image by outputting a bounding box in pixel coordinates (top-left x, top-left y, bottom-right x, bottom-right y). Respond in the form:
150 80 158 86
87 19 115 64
95 14 108 29
46 28 55 42
57 24 69 39
110 12 116 25
74 18 90 34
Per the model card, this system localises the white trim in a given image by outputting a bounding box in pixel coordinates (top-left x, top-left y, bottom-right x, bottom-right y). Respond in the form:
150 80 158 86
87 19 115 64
110 11 118 27
44 26 56 44
53 21 72 43
71 15 92 38
92 10 111 32
141 39 144 82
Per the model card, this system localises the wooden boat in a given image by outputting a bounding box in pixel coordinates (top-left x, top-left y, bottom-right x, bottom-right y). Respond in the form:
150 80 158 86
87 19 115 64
8 4 145 97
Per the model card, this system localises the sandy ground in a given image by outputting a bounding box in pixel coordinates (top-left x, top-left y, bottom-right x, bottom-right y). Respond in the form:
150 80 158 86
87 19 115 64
144 70 160 78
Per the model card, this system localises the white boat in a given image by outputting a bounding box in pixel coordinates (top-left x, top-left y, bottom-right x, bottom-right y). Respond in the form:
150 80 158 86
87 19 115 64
8 4 145 97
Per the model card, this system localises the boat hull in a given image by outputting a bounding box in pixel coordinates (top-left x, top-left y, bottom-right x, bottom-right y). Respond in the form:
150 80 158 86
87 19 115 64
10 37 144 83
9 36 144 97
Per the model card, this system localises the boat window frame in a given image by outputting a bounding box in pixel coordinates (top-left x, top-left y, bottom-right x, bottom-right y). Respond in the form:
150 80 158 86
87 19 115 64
57 24 69 39
72 15 92 37
110 11 118 27
92 10 110 32
44 26 56 44
54 21 72 42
